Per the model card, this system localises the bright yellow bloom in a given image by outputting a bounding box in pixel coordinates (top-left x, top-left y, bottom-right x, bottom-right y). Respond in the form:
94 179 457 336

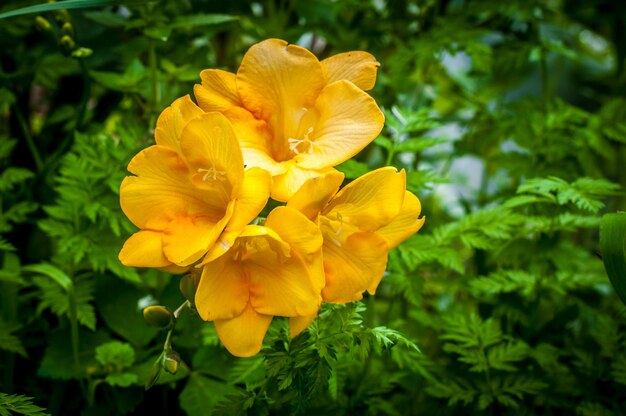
118 96 271 269
194 38 385 201
288 167 425 304
195 206 324 357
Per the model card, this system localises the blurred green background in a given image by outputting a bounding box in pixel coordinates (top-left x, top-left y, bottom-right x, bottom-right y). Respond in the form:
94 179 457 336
1 0 626 414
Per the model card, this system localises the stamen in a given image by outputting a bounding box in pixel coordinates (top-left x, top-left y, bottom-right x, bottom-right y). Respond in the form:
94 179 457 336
197 166 226 181
288 127 315 155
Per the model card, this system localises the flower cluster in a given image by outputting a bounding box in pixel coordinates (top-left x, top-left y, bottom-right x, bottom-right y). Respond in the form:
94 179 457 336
119 39 424 357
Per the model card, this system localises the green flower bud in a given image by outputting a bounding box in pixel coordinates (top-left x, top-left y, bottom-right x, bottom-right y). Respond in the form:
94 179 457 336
144 354 163 391
61 22 74 37
60 35 75 51
71 47 93 58
179 273 197 304
162 350 180 375
54 9 70 23
143 305 174 329
35 16 51 32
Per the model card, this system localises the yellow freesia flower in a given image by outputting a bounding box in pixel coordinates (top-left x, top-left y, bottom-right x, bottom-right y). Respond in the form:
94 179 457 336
195 206 325 357
118 96 271 269
288 167 425 304
193 38 385 201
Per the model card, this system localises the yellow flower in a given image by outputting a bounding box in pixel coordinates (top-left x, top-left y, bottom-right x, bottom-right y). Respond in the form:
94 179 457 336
195 206 324 357
118 96 271 269
288 167 425 304
193 38 385 201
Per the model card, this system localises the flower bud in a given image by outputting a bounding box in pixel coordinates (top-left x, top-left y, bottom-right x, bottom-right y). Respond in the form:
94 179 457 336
60 35 75 51
179 273 197 304
143 305 174 329
71 47 93 58
144 354 163 391
61 22 74 37
35 16 51 32
162 350 180 375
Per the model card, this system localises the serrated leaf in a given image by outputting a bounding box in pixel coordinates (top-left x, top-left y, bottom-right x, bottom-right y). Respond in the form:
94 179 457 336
105 372 138 387
95 341 135 369
0 318 26 356
22 263 72 291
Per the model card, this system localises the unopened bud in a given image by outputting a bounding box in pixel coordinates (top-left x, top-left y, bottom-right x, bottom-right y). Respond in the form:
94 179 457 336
179 274 197 304
145 354 163 390
162 350 180 375
143 305 174 329
61 22 74 37
60 35 75 51
35 16 51 32
71 47 93 58
54 9 70 23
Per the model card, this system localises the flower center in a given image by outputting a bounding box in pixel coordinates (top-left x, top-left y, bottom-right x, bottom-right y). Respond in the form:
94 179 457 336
197 166 226 182
287 127 315 155
320 214 345 247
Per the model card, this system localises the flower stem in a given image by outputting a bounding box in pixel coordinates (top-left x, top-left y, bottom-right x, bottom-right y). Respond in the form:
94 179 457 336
12 101 44 171
68 286 87 398
76 59 91 130
148 37 160 129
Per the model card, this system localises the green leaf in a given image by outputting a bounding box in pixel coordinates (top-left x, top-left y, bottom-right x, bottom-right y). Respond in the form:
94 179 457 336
22 263 72 291
105 372 138 387
179 374 237 416
95 341 135 369
600 212 626 306
0 393 49 416
0 0 151 20
169 14 238 29
335 159 369 179
94 276 157 347
0 168 34 192
34 276 96 330
0 318 26 356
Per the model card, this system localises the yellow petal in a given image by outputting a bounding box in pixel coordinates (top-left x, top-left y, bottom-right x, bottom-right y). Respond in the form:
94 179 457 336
180 112 245 198
296 81 384 169
248 257 321 317
321 51 379 91
271 162 338 202
155 95 204 154
265 206 323 257
325 167 406 232
162 202 235 266
321 231 389 304
160 264 190 274
236 214 322 317
195 255 249 321
214 302 272 357
194 69 241 112
377 191 426 249
289 314 316 338
237 39 325 123
287 171 344 221
223 106 287 175
118 230 170 267
226 167 272 232
121 146 226 230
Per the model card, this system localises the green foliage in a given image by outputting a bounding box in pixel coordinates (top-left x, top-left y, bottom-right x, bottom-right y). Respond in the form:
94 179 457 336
2 0 626 414
0 393 48 416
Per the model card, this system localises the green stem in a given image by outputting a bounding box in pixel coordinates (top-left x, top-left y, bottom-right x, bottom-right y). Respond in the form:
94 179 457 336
148 38 160 129
68 287 87 398
12 102 44 171
164 301 189 351
76 59 91 130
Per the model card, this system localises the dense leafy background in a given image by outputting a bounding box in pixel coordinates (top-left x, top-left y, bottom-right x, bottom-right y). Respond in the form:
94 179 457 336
1 0 626 414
